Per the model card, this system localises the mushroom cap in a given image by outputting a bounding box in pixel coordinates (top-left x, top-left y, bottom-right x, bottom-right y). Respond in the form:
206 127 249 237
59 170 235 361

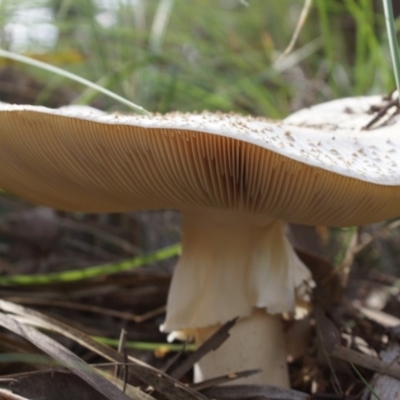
1 97 400 226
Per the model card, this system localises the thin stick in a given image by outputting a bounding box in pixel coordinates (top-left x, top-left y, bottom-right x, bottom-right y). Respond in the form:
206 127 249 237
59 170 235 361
275 0 313 63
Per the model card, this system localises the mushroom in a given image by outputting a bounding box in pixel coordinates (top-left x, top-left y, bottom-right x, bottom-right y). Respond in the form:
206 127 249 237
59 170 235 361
0 96 400 387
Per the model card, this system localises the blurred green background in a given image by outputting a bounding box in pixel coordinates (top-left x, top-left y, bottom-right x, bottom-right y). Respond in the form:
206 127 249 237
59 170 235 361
1 3 400 393
0 0 398 116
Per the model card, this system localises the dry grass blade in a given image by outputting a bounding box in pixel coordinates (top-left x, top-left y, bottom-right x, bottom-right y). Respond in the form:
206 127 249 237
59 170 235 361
160 343 186 374
358 306 400 328
4 369 155 400
168 318 238 380
333 228 359 288
114 329 128 384
60 217 140 256
0 299 138 365
324 218 400 287
314 306 344 396
127 364 208 400
0 297 219 400
201 384 309 399
329 345 400 381
316 306 400 381
99 372 157 400
367 332 400 399
8 297 166 324
190 369 262 390
0 312 131 400
0 300 157 399
355 219 400 254
275 0 313 63
6 370 109 400
0 389 30 400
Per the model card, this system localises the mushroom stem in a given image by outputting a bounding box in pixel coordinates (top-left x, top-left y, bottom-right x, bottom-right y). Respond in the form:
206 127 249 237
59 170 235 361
162 209 311 385
193 309 289 386
164 209 310 330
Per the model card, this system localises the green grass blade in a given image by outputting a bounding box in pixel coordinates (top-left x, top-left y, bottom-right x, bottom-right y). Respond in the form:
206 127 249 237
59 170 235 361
350 362 381 400
0 49 150 114
382 0 400 99
149 0 175 54
94 337 195 352
0 244 181 285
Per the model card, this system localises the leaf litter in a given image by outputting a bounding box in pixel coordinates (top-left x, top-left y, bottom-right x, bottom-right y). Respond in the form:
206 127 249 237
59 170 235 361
2 195 400 398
